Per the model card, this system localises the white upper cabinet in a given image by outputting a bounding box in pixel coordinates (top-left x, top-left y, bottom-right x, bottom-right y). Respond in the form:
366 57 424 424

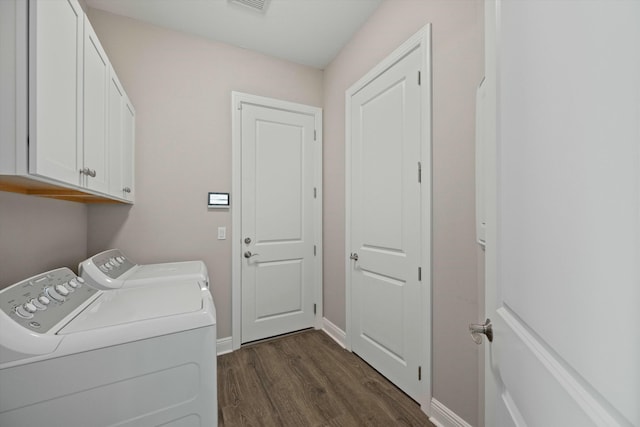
82 15 110 193
0 0 135 203
108 70 136 202
28 0 83 187
121 98 136 202
108 72 124 197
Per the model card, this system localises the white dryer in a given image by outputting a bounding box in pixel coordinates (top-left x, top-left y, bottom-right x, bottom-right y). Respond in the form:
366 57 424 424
0 267 217 427
79 249 209 290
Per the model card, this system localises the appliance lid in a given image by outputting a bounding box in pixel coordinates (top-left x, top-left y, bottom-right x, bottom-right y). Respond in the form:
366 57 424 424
128 261 208 282
58 281 205 334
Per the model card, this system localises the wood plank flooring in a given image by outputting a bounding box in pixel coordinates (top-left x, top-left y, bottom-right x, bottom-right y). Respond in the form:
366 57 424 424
218 330 434 426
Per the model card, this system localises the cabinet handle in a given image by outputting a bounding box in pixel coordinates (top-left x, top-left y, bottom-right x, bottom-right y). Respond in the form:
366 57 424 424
80 168 96 178
123 187 131 193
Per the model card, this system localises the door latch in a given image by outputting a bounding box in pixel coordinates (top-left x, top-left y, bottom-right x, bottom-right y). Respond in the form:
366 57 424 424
469 318 493 344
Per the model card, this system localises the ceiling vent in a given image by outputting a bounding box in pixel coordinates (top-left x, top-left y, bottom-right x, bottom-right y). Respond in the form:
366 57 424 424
229 0 269 13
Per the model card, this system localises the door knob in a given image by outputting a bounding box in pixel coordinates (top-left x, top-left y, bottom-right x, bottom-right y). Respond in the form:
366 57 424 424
244 251 259 259
469 318 493 344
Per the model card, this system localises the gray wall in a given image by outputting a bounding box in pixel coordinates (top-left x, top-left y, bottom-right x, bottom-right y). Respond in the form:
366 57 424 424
0 192 87 286
323 0 484 424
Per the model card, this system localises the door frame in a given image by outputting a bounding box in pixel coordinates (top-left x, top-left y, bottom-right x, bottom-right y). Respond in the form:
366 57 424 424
345 25 432 411
483 2 498 425
231 92 323 351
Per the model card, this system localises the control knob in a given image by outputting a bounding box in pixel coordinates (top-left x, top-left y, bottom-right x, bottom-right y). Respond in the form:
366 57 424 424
30 298 47 310
14 305 34 319
23 301 37 313
45 286 65 302
55 284 70 296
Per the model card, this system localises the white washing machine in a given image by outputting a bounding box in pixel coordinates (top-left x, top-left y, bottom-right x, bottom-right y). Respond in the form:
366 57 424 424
79 249 209 290
0 267 217 427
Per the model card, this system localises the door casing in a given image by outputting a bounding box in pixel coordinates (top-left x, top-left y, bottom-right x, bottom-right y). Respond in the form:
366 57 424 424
345 25 432 411
231 92 323 350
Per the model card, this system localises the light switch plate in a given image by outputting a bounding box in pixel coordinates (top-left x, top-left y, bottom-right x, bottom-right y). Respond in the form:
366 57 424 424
217 227 226 240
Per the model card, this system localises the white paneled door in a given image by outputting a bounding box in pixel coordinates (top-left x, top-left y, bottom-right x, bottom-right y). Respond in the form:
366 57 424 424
482 1 640 426
348 38 427 402
239 100 319 344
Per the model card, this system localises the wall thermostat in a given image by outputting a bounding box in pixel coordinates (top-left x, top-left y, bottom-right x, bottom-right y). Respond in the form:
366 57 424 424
208 192 230 209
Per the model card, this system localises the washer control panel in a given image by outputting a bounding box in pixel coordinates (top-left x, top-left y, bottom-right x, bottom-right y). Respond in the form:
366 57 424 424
0 268 98 333
89 249 136 280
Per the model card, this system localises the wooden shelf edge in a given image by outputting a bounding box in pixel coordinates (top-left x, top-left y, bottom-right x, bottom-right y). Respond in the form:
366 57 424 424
0 177 130 204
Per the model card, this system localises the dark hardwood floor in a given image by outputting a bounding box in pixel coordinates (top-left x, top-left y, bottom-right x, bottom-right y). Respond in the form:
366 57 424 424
217 329 434 426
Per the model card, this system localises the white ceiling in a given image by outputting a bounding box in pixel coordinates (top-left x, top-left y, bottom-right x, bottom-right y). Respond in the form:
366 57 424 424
84 0 384 69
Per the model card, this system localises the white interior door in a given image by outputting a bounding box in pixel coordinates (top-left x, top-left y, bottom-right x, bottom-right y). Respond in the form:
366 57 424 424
349 45 424 401
240 102 317 344
482 1 640 426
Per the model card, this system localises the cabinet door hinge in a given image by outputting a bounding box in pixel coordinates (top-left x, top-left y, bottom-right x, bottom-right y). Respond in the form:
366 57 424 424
418 267 422 281
314 187 317 198
418 71 421 86
418 366 422 380
313 303 317 314
418 161 422 183
314 245 317 256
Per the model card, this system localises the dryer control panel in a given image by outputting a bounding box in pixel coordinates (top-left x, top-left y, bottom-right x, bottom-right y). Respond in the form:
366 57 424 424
85 248 136 280
0 268 98 333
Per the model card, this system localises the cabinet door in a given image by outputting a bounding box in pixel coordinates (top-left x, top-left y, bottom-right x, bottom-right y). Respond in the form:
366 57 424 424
83 15 109 193
29 0 83 186
108 67 135 203
108 71 124 198
122 98 136 202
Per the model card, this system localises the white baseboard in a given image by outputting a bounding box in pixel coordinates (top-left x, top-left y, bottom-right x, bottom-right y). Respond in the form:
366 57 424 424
216 336 233 355
321 317 346 348
429 398 473 427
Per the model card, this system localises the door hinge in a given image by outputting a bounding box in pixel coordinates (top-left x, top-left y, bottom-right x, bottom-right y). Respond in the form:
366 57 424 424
314 129 317 141
314 187 317 198
418 366 422 381
418 161 422 183
418 267 422 281
314 245 317 256
418 71 421 86
313 303 317 314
